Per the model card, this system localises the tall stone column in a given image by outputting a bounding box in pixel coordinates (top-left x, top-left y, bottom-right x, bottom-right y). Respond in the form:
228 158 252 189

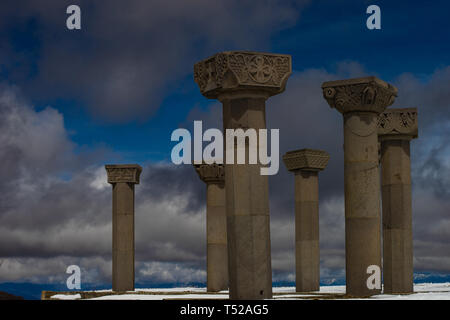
322 77 397 297
105 164 142 292
283 149 329 292
378 108 418 294
194 163 228 292
194 51 292 299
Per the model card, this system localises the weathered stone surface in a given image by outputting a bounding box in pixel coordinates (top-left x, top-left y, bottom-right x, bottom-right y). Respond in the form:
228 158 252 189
194 51 292 99
105 164 142 184
195 51 292 300
379 108 417 294
283 149 328 292
223 97 272 300
283 149 329 172
378 108 418 139
322 76 397 114
194 163 225 184
106 164 142 292
194 163 228 292
321 76 396 297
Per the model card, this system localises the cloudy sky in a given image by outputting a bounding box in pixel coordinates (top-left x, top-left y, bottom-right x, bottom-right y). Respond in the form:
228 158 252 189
0 0 449 292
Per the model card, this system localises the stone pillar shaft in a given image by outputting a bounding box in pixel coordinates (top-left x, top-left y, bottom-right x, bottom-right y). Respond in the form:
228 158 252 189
381 139 413 293
223 97 272 299
206 182 228 292
194 51 292 299
112 182 135 292
106 164 142 292
343 111 381 296
295 171 319 292
322 76 398 297
378 108 418 294
283 149 329 292
195 163 228 292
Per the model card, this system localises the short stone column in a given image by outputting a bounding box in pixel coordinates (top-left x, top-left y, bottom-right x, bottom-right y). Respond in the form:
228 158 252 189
322 77 397 297
378 108 418 294
194 51 292 299
283 149 329 292
105 164 142 292
194 163 228 292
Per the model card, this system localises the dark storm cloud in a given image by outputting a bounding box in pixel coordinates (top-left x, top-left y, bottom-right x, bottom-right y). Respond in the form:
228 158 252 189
0 84 207 283
0 0 449 285
0 0 310 121
267 62 369 218
188 62 450 279
1 62 449 284
390 68 450 273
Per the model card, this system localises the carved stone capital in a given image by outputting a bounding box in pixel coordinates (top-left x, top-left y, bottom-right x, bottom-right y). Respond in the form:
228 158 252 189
282 149 330 172
378 108 418 140
194 163 224 184
105 164 142 184
194 51 292 100
321 76 398 114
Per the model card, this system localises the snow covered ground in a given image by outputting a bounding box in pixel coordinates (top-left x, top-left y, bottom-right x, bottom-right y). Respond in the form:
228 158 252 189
49 283 450 300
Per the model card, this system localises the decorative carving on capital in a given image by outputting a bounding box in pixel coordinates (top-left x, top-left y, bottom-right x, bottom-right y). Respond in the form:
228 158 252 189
282 149 330 172
194 163 224 184
321 76 398 114
105 164 142 184
194 51 292 99
378 108 418 139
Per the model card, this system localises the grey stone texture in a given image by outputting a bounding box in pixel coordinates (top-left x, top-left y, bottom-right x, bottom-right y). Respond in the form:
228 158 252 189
194 163 228 292
378 108 418 294
283 149 329 292
194 51 292 299
322 77 398 297
105 164 142 292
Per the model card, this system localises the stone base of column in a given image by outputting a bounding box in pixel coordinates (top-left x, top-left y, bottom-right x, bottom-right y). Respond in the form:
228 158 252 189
227 215 272 300
383 229 413 293
296 240 319 292
345 217 381 296
207 244 228 292
113 250 135 292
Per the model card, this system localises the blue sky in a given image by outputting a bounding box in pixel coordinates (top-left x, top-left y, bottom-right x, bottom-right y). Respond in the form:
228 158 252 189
64 1 449 163
3 0 449 164
0 0 449 298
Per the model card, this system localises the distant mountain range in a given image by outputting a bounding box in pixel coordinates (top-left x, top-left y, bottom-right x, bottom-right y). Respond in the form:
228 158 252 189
0 291 23 300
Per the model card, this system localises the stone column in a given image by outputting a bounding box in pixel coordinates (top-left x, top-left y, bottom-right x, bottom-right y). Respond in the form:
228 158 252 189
105 164 142 292
283 149 329 292
322 77 397 297
194 163 228 292
378 108 418 294
194 51 292 299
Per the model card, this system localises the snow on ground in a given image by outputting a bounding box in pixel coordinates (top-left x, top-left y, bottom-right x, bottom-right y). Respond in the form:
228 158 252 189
50 294 82 300
50 283 450 300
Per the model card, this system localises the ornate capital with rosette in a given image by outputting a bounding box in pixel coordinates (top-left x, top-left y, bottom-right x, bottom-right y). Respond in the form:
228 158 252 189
194 51 292 99
194 163 224 184
378 108 418 140
321 76 398 114
282 149 330 172
105 164 142 184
